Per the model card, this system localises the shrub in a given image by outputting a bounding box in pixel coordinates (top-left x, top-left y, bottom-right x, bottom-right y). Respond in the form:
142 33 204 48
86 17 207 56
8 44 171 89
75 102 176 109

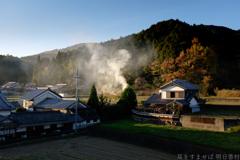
101 104 125 120
98 92 111 114
117 85 137 112
15 107 26 112
227 126 240 133
158 107 166 114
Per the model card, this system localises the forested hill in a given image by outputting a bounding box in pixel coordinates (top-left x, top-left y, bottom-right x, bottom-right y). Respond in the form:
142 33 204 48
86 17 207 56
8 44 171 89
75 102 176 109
2 19 240 95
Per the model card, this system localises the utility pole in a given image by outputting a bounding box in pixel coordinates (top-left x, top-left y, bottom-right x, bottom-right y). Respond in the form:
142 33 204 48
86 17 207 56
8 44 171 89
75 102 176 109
75 68 81 133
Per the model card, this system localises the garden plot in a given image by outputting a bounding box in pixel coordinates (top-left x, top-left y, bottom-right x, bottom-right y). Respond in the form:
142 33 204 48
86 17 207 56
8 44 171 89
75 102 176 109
0 135 177 160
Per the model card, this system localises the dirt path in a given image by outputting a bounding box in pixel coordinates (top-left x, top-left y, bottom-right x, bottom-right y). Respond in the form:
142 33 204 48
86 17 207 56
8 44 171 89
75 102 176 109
0 135 177 160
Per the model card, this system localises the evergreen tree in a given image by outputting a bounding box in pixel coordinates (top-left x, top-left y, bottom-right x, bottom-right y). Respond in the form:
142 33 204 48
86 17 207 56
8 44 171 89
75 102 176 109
117 85 137 113
87 84 99 110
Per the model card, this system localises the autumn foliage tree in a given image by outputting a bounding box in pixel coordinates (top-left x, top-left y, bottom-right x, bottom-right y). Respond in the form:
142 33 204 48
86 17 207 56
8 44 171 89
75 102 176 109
161 38 217 95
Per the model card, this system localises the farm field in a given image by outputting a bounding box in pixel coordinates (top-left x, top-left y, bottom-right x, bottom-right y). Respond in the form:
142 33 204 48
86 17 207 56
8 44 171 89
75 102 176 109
0 135 177 160
98 119 240 153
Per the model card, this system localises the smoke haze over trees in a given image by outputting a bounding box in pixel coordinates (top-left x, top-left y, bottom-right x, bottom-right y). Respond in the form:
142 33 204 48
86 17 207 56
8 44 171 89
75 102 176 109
2 19 240 95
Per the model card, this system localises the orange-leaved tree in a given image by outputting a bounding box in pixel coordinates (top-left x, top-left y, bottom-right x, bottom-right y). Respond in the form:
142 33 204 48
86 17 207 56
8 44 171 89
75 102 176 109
161 38 217 95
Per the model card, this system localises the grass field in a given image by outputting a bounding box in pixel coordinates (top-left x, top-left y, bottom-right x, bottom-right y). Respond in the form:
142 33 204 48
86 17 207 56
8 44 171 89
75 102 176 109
97 119 240 153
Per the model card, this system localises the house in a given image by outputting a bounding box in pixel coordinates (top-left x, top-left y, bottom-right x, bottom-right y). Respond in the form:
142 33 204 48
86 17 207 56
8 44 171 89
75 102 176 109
0 90 15 116
69 100 101 127
2 82 22 91
0 115 18 140
20 88 100 127
143 79 205 113
10 111 83 138
25 83 38 91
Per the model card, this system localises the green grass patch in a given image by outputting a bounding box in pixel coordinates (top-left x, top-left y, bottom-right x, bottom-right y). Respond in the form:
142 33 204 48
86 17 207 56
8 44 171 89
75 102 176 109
97 119 240 153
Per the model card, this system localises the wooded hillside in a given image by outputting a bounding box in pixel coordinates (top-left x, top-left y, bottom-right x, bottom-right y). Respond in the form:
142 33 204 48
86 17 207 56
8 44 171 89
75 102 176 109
2 19 240 95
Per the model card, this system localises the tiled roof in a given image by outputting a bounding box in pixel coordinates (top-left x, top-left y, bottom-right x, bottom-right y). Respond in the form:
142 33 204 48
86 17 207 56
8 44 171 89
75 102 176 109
185 93 195 102
69 99 100 120
64 114 83 122
0 90 15 110
10 101 21 109
176 99 189 105
2 82 17 87
10 111 68 125
20 88 62 100
159 79 201 90
143 93 174 105
34 98 75 109
0 115 8 122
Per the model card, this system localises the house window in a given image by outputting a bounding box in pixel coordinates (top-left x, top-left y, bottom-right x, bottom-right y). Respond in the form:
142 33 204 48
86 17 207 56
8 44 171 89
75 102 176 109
170 92 175 98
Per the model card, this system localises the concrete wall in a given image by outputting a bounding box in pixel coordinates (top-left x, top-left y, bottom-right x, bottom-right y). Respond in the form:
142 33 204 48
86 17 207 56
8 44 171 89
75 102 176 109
180 116 225 131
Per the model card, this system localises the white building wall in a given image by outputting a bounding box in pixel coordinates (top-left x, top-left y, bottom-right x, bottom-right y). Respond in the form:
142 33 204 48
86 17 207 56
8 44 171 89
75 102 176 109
0 110 11 116
189 97 198 106
23 100 34 109
189 97 200 113
161 91 166 99
16 127 26 132
44 125 50 129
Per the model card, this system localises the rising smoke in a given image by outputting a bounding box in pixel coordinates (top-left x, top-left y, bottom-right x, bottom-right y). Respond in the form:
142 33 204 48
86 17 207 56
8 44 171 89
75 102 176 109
81 43 131 94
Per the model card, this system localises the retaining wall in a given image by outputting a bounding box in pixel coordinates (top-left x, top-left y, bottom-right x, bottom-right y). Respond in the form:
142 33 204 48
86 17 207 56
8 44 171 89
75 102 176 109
181 116 240 131
180 116 224 131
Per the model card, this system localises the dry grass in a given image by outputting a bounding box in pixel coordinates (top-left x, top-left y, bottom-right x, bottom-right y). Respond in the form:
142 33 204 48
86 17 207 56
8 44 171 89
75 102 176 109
215 88 240 97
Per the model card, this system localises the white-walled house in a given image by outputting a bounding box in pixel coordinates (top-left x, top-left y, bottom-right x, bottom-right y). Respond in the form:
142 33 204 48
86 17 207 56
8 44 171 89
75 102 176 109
143 79 205 113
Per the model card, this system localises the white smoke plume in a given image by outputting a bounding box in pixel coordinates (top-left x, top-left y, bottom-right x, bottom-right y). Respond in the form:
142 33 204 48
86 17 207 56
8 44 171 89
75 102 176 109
84 44 131 94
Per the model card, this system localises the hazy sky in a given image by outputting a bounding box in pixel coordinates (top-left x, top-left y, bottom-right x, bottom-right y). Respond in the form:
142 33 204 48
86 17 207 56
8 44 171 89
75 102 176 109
1 0 240 58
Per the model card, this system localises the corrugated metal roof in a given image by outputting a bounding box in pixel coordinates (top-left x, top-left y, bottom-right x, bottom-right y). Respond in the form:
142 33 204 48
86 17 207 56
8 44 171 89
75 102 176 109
34 98 75 109
159 79 201 90
20 88 62 100
0 90 15 110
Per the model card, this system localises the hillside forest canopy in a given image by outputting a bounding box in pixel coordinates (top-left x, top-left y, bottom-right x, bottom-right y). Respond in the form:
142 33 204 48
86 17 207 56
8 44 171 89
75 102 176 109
2 19 240 95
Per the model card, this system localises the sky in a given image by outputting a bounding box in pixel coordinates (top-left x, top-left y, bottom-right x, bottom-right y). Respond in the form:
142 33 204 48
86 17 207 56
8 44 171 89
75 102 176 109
0 0 240 58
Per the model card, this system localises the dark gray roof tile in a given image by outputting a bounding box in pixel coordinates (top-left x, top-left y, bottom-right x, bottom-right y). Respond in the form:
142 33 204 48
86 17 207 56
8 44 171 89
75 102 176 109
10 111 68 125
34 98 75 109
143 93 174 105
159 79 201 90
0 90 15 110
20 88 62 100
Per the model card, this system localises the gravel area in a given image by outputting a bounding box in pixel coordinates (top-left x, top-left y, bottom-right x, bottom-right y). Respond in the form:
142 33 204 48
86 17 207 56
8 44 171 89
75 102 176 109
0 135 177 160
